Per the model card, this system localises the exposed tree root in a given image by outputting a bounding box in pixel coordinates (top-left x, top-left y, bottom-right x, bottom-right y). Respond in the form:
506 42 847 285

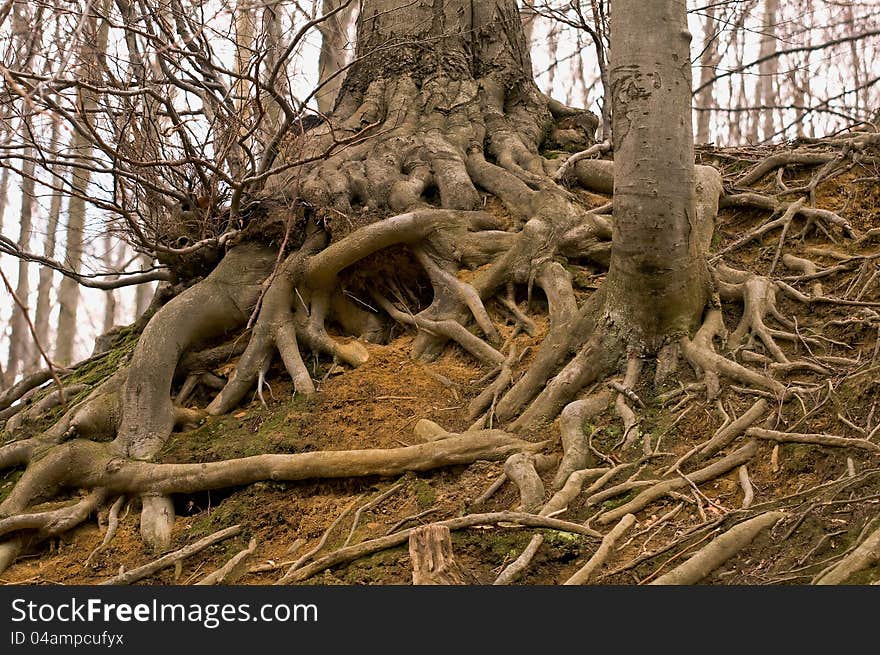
195 537 258 585
0 13 874 584
564 513 636 585
493 533 545 586
597 441 758 525
664 399 768 474
814 523 880 585
745 427 880 453
85 495 125 567
100 525 243 585
649 511 786 585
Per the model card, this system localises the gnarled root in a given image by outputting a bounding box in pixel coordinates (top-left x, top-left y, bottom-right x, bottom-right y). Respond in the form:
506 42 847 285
681 308 786 400
552 391 613 490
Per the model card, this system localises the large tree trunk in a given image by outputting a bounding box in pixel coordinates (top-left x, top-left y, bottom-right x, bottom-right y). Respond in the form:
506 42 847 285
603 0 707 351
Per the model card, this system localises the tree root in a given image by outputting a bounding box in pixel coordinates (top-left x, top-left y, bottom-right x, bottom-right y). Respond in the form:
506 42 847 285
664 399 768 474
276 511 601 584
100 525 243 585
85 495 125 567
681 309 786 399
745 428 880 453
493 533 544 585
649 511 786 585
564 513 636 585
503 453 545 513
553 392 613 490
814 522 880 585
597 441 758 525
195 537 258 585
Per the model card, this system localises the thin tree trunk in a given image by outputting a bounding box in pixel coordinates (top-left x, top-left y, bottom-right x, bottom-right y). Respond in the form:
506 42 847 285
55 0 112 365
758 0 779 141
101 234 122 334
316 0 355 115
31 117 65 371
0 167 8 235
605 0 705 349
696 3 719 144
6 137 36 381
520 2 536 51
547 21 561 95
134 253 156 319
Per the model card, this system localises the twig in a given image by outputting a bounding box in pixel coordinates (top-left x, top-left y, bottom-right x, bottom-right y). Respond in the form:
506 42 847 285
343 482 404 547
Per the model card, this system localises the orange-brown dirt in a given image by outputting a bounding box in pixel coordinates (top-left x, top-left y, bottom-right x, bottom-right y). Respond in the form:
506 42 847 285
1 142 879 586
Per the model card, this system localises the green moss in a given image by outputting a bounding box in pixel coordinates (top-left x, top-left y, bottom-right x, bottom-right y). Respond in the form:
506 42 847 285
160 396 310 464
65 328 139 390
781 443 814 474
454 529 534 563
413 478 436 510
0 469 23 504
602 489 641 511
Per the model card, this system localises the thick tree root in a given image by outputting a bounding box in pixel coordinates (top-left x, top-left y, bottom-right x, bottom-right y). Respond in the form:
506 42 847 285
649 511 786 585
563 513 636 585
552 391 613 490
813 523 880 585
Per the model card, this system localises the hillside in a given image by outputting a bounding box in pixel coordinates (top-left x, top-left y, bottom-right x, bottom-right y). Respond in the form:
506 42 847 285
2 136 879 586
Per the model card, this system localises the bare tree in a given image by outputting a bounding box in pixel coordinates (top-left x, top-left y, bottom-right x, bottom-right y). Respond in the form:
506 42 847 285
757 0 780 141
